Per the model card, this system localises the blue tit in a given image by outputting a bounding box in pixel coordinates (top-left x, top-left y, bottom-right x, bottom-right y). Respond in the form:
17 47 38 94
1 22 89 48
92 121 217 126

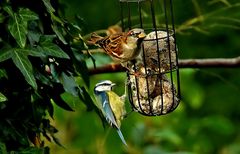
94 80 127 146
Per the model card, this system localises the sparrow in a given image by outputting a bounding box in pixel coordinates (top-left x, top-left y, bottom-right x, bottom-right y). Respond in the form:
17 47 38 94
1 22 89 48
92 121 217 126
94 80 127 146
88 28 146 67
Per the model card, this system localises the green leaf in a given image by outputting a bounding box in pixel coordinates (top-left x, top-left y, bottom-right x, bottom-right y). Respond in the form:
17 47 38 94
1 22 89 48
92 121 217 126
8 13 27 48
72 49 90 87
46 100 54 118
0 69 8 79
15 147 49 154
50 13 64 25
79 87 95 111
0 142 7 154
63 22 82 39
0 92 7 102
11 49 37 89
19 8 39 21
22 47 45 57
42 0 55 13
52 95 74 111
3 6 14 17
39 35 55 42
52 135 65 148
0 48 12 62
61 72 78 96
34 71 53 87
0 13 5 23
51 24 67 45
38 37 70 59
27 30 41 46
49 63 60 82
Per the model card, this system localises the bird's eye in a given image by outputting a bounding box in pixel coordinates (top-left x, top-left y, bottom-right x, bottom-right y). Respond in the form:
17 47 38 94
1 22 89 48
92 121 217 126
136 32 141 35
130 31 135 36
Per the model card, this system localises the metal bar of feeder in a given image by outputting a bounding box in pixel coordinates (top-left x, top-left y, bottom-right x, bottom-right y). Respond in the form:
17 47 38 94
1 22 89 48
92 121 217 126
169 0 181 101
150 0 164 115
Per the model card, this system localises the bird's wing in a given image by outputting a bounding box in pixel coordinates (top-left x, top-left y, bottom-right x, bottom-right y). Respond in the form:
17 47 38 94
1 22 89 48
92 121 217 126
106 91 127 146
99 34 125 59
96 92 119 128
88 33 104 45
107 91 126 127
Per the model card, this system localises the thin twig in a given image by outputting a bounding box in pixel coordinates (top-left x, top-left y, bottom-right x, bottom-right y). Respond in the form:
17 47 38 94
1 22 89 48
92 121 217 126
88 57 240 75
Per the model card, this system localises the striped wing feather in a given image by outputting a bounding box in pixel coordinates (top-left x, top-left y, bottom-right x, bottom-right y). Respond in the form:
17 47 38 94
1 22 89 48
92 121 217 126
98 33 127 59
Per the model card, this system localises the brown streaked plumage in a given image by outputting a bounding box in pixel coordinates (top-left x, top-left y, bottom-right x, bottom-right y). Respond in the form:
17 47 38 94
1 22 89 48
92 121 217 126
88 28 146 66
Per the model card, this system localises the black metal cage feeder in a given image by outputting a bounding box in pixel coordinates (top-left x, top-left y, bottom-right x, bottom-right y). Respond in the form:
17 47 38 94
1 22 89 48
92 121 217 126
119 0 181 116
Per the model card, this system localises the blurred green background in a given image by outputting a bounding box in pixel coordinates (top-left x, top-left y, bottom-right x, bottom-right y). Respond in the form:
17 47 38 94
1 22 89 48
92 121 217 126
50 0 240 153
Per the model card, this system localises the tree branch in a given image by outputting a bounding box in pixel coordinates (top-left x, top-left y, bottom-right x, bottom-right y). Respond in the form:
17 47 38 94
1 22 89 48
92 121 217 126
88 57 240 75
180 57 240 68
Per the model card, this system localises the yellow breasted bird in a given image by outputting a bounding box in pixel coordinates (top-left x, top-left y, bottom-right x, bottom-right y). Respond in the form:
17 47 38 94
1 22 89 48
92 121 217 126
94 80 127 146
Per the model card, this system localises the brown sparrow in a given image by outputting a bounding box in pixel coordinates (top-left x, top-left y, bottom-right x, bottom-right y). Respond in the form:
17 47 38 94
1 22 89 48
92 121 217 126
88 28 146 67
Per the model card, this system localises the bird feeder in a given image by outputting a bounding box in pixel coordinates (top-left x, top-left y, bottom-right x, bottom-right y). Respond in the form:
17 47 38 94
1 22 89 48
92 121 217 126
119 0 181 116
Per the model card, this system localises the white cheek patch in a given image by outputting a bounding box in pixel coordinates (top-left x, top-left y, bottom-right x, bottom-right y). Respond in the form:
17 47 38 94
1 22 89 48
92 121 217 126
95 86 111 92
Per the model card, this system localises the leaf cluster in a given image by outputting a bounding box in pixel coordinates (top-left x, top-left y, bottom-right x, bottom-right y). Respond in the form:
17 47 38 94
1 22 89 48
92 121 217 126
0 0 96 153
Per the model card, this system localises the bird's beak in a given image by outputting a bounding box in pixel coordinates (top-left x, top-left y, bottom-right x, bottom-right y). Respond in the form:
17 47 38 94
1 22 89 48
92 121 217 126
110 83 116 90
138 33 146 39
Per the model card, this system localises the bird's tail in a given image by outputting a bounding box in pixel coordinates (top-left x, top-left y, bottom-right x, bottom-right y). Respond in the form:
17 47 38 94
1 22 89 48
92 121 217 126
117 128 128 146
87 33 104 45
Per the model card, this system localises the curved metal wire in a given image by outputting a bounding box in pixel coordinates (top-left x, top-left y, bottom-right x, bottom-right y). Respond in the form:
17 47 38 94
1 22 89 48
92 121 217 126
120 0 180 116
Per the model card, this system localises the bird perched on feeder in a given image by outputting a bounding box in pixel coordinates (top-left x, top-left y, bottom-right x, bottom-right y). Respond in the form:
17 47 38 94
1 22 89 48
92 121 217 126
94 80 127 146
88 28 146 68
